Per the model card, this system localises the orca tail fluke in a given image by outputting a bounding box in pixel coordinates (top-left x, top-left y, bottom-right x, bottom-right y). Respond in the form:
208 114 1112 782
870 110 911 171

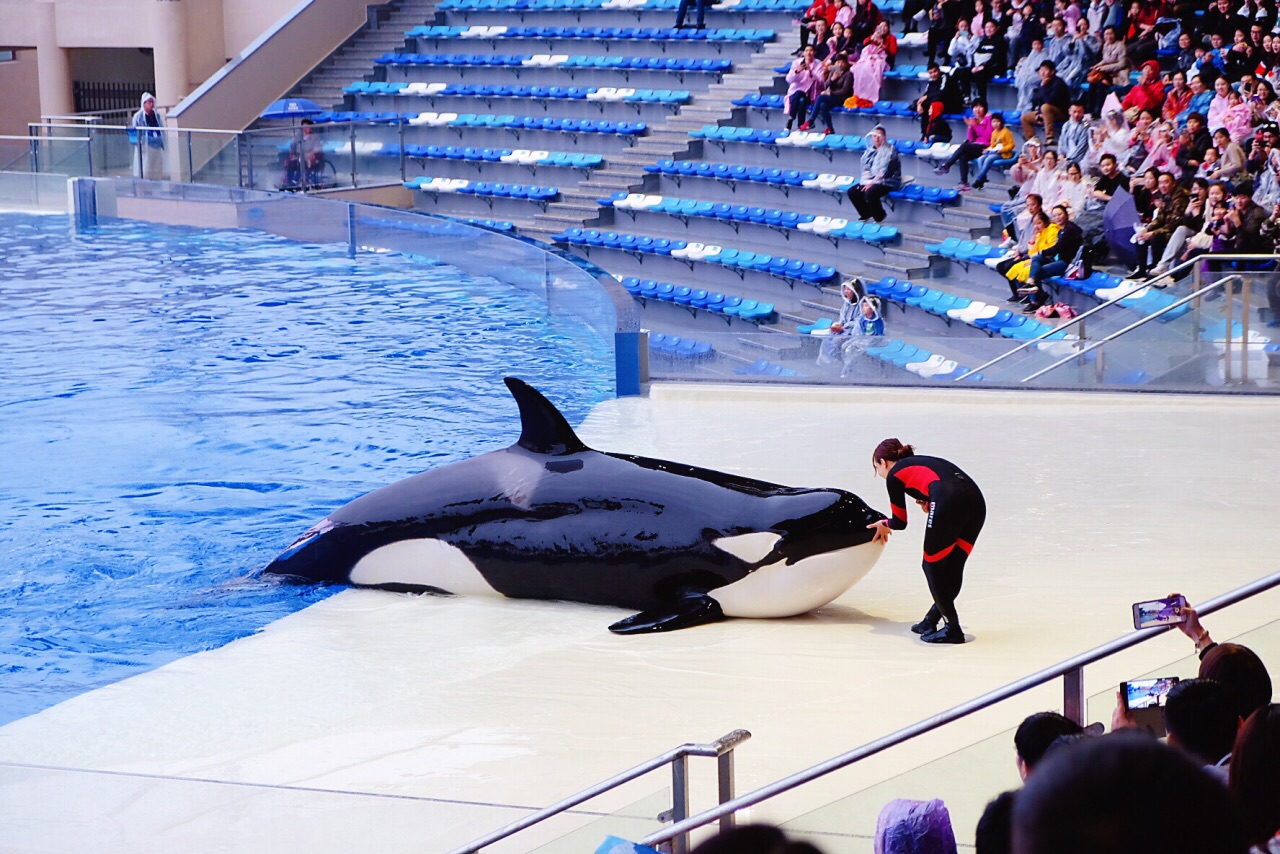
608 593 727 634
504 377 589 457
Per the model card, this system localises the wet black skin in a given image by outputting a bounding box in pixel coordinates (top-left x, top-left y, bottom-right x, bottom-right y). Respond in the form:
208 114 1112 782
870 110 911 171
264 379 886 614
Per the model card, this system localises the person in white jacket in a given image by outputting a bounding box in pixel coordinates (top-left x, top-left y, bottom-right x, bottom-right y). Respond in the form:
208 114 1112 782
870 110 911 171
131 92 166 180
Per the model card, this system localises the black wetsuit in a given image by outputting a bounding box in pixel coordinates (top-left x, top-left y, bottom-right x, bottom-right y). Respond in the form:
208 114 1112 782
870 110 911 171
885 455 986 630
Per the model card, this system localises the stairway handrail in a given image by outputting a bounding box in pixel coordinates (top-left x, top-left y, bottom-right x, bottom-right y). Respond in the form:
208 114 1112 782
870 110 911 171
954 253 1276 382
641 569 1280 848
450 729 751 854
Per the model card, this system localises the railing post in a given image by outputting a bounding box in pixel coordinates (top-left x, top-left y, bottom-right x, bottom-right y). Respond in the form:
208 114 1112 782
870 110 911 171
1063 667 1085 726
399 118 407 183
349 122 358 187
717 750 736 832
236 133 245 188
1241 276 1252 382
1223 267 1234 384
671 755 690 854
247 133 255 189
186 131 194 183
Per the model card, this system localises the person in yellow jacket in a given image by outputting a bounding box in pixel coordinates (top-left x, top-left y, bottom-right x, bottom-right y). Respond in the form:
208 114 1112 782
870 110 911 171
969 113 1017 190
1005 210 1058 284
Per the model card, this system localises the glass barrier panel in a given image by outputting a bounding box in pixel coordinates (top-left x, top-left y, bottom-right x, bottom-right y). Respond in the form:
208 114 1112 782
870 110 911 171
0 172 71 212
780 617 1280 853
529 789 672 853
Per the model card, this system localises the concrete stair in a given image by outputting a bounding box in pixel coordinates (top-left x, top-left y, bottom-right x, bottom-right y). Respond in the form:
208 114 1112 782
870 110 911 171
521 38 796 242
288 0 438 109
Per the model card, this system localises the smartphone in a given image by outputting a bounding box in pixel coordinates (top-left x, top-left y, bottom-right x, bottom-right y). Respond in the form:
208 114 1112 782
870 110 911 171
1121 676 1181 736
1132 595 1188 630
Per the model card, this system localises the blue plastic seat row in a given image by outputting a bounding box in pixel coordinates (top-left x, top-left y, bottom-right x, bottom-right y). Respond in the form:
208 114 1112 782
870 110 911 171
409 25 774 41
310 111 412 124
691 126 927 156
864 338 985 381
402 145 602 167
1049 273 1192 321
924 237 1004 264
645 160 820 188
553 229 838 283
621 277 775 321
399 84 689 103
345 81 410 94
648 333 715 358
404 177 560 200
438 114 646 134
461 217 517 232
561 56 730 71
734 359 804 377
866 276 1061 340
600 192 901 244
733 93 786 108
377 52 533 65
888 183 960 205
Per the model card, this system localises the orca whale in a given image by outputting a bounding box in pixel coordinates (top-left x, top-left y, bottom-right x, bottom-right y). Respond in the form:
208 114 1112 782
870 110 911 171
264 378 887 633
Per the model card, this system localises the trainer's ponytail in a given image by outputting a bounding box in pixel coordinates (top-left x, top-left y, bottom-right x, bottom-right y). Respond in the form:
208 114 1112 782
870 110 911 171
872 438 915 464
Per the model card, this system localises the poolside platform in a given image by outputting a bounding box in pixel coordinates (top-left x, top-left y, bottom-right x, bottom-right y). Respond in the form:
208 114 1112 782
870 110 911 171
2 384 1279 852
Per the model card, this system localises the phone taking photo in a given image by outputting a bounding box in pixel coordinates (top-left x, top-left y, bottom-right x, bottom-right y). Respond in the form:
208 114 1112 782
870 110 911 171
1121 676 1181 737
1132 595 1188 630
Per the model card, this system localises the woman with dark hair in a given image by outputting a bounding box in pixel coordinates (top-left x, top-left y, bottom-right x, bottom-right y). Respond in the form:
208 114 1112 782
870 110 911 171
868 439 986 644
1230 704 1280 853
1171 596 1274 724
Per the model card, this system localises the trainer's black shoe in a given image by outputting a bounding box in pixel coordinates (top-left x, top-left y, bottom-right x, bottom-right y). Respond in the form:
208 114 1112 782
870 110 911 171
911 617 940 634
922 625 967 644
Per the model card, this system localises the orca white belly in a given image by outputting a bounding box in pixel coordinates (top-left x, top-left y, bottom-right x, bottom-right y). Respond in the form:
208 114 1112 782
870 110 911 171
708 542 884 618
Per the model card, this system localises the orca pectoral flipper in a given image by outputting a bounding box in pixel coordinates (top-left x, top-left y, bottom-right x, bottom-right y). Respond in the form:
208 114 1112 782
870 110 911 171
608 593 727 634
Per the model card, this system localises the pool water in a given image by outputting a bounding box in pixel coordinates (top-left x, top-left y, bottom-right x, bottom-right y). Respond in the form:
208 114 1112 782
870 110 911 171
0 213 613 726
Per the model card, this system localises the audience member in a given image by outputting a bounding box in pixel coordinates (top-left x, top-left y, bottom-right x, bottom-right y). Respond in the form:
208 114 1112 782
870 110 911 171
915 63 963 140
850 22 894 107
875 799 957 854
1172 596 1274 723
690 824 825 854
1230 704 1280 853
1012 711 1084 778
808 53 853 134
935 99 993 189
1085 26 1129 117
1057 102 1091 164
973 791 1015 854
785 46 826 132
970 19 1009 104
1022 60 1071 144
848 124 901 222
1150 177 1211 275
1131 170 1190 277
1022 204 1083 309
1090 152 1128 202
1161 678 1241 780
1012 732 1247 854
970 113 1017 189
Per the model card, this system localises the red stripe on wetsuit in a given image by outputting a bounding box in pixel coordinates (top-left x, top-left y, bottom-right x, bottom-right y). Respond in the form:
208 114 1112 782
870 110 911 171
887 464 940 530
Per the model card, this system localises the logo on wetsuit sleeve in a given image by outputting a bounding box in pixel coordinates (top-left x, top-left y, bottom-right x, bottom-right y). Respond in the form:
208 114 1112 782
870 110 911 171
926 501 936 529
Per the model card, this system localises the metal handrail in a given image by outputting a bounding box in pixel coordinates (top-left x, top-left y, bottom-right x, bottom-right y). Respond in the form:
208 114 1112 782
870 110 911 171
954 253 1276 382
1020 273 1238 382
450 728 752 854
641 569 1280 848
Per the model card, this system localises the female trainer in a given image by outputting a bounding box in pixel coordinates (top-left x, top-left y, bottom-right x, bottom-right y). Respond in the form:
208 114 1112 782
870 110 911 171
867 438 985 644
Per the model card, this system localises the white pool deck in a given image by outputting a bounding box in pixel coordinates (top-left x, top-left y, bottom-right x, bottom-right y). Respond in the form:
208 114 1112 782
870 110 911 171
2 384 1279 853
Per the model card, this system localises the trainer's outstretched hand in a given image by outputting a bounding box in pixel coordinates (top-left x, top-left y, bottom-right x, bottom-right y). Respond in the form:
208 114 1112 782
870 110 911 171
867 519 892 544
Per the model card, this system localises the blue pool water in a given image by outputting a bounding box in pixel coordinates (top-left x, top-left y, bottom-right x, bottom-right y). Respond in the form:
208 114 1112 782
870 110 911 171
0 213 613 727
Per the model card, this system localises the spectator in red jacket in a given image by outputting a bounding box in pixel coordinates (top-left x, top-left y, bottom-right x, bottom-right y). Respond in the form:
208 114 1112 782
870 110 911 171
796 0 834 54
1122 60 1166 122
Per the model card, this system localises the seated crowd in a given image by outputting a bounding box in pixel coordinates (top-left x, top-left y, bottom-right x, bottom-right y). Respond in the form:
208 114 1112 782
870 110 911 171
686 597 1277 854
783 0 1280 318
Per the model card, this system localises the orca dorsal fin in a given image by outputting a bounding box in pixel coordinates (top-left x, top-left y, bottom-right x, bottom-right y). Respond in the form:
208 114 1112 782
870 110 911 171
505 377 589 456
